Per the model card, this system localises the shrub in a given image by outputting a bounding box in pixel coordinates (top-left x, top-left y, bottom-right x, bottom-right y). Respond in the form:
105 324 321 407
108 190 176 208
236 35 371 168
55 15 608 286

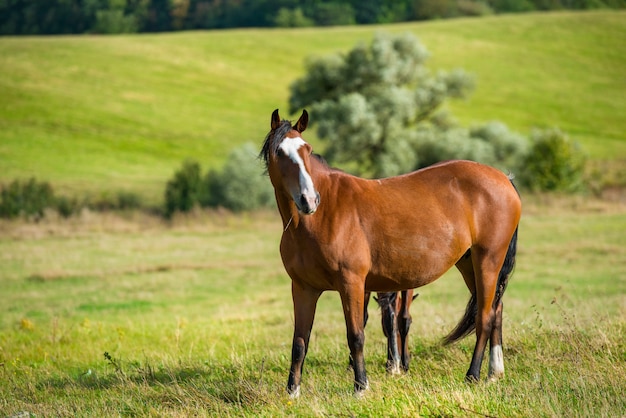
519 128 586 192
203 143 274 212
470 121 529 174
164 160 202 218
55 195 82 218
0 178 55 219
414 122 529 174
415 127 495 169
165 144 274 216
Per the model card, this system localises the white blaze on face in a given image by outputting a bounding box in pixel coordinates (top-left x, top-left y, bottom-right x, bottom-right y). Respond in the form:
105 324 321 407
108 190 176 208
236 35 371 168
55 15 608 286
278 136 317 205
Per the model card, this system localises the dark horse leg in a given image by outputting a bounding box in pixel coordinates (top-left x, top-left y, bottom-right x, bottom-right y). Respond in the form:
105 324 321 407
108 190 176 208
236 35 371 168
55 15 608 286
451 230 516 382
488 300 505 380
466 247 501 382
348 291 370 371
377 292 401 374
287 280 322 398
338 277 368 395
398 289 416 372
377 290 417 374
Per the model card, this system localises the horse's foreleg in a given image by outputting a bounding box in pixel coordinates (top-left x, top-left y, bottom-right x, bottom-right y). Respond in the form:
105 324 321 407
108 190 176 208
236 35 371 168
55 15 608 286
287 280 321 398
488 300 505 380
339 280 368 395
349 291 371 371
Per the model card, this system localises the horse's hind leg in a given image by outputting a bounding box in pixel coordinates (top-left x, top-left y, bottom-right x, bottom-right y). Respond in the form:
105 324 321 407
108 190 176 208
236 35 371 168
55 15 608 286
488 300 505 380
376 292 401 374
287 280 322 398
398 289 415 372
465 248 503 382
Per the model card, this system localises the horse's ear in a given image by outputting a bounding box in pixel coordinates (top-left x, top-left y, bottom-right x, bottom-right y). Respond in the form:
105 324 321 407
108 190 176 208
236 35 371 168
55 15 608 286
271 109 281 130
294 109 308 133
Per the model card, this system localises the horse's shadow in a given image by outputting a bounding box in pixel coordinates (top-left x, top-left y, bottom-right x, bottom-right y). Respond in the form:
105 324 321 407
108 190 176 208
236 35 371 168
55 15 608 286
39 358 273 407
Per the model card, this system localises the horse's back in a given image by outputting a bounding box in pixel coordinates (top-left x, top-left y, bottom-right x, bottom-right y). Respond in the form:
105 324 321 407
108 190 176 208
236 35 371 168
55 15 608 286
355 160 520 291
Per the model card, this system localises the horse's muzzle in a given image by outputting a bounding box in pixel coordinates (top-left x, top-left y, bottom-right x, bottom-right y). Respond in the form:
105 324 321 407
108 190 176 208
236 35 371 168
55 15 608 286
297 192 320 215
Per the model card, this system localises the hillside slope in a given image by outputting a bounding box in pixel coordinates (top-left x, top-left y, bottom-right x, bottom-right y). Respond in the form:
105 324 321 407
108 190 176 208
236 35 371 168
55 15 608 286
0 11 624 202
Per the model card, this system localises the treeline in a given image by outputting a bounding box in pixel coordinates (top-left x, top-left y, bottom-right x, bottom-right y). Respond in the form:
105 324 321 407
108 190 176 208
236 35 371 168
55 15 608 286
1 0 624 35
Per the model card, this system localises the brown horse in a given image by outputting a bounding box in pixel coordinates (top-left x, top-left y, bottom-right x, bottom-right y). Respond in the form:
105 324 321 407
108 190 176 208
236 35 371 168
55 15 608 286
261 109 521 396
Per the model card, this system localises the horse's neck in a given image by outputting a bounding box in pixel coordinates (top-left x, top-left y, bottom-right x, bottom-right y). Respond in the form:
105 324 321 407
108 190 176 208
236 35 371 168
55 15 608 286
275 189 301 231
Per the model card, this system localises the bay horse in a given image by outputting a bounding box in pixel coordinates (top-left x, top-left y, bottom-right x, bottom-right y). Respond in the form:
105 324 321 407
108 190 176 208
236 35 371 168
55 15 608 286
261 109 521 396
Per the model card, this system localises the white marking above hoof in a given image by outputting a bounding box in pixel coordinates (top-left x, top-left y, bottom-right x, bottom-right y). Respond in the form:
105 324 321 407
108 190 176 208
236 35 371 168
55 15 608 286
488 345 505 380
387 362 402 376
353 380 369 399
288 386 300 399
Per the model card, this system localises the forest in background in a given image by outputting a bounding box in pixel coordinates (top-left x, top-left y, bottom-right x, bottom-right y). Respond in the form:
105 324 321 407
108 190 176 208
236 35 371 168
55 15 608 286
2 0 626 35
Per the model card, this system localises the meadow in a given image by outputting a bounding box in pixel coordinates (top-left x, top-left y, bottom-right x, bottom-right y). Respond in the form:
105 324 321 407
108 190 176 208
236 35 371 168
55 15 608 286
0 11 625 204
1 195 625 417
1 10 625 417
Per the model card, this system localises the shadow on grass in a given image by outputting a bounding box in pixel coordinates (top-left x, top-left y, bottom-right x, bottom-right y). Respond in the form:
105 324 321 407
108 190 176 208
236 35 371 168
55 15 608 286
37 356 275 409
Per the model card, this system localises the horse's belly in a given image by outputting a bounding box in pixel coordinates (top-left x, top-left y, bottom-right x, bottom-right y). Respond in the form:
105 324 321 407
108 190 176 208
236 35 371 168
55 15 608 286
365 256 454 292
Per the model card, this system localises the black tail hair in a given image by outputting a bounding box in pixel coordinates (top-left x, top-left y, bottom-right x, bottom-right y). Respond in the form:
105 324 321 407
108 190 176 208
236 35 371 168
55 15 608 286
443 225 518 345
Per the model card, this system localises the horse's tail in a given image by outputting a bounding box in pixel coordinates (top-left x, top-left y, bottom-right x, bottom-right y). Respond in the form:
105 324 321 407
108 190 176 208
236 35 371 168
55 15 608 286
443 213 519 345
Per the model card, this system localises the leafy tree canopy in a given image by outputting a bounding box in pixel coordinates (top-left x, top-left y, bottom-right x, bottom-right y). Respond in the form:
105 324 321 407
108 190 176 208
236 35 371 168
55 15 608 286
289 32 475 177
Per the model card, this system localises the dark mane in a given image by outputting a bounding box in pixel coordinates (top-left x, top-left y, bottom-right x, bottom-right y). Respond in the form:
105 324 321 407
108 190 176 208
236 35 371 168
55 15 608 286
312 153 329 167
260 119 293 170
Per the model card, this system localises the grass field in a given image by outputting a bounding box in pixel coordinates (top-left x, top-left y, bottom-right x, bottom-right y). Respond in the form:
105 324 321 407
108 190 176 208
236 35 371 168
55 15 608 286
1 196 625 416
1 11 625 204
1 10 625 417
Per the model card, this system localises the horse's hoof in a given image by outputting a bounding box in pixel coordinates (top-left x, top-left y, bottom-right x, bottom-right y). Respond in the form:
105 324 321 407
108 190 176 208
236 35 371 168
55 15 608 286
465 374 480 384
353 380 369 398
386 363 402 376
487 370 505 382
287 385 300 399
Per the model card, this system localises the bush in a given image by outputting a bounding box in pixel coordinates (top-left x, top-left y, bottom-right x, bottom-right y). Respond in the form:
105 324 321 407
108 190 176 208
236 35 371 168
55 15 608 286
164 160 202 218
519 128 586 192
55 195 82 218
470 121 529 173
203 143 274 212
164 144 275 216
414 122 529 175
87 190 143 212
0 178 55 219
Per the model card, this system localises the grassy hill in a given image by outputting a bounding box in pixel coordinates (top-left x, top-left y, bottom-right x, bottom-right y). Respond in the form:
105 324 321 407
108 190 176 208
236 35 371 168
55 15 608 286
0 11 624 204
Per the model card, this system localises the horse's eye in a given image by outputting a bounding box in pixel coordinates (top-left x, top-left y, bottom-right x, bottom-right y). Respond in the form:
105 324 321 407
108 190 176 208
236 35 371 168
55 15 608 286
276 148 285 157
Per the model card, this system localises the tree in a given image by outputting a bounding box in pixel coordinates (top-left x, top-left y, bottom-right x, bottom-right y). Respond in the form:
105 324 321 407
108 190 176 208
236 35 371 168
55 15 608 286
289 32 474 177
274 7 314 27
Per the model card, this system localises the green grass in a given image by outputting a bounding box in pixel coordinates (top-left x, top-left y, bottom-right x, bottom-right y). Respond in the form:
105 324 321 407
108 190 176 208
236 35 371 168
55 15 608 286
1 11 625 204
1 198 625 416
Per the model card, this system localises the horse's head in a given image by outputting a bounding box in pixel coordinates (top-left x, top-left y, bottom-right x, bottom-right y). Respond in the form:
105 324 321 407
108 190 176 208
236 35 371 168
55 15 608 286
261 109 320 215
